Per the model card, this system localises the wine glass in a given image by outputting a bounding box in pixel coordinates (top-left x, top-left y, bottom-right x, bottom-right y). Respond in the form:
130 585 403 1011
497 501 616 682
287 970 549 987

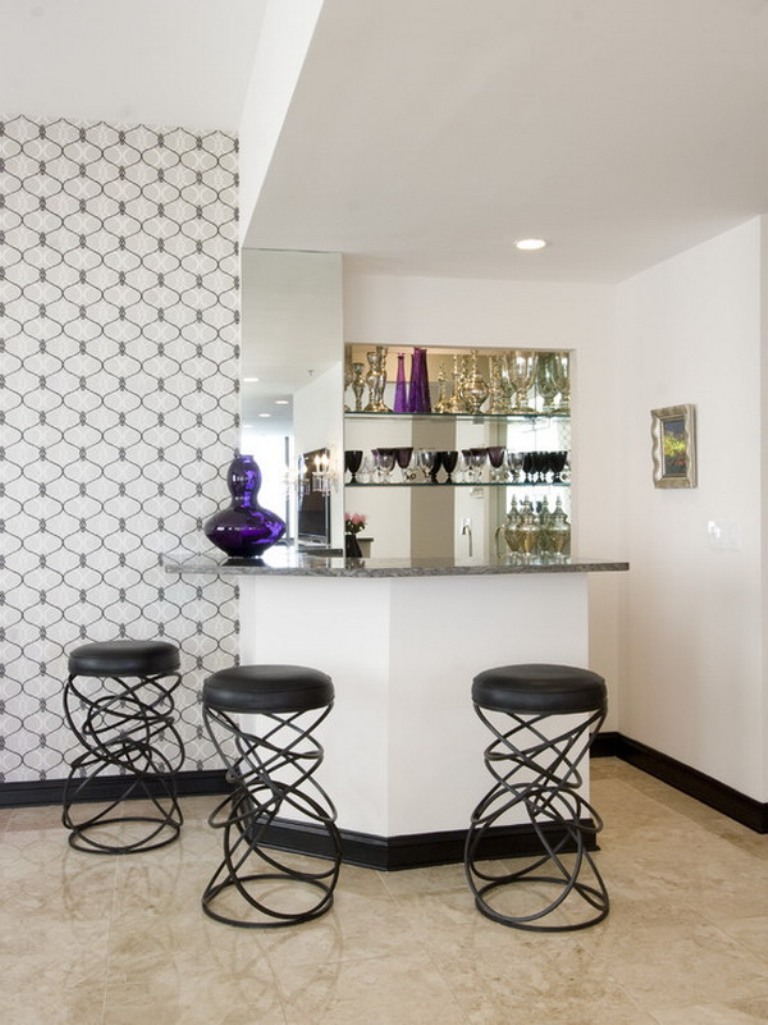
439 450 458 483
505 450 524 483
508 350 536 413
469 448 487 483
418 449 437 482
535 353 559 414
549 450 568 483
373 447 396 483
549 351 570 414
532 451 549 483
344 449 363 484
486 446 507 482
396 446 415 481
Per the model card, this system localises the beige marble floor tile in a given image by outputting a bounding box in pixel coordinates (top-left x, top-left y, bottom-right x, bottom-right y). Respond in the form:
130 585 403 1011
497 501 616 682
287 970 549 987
4 918 111 1025
2 763 767 1025
715 914 768 961
274 949 471 1025
605 920 768 1014
651 997 768 1024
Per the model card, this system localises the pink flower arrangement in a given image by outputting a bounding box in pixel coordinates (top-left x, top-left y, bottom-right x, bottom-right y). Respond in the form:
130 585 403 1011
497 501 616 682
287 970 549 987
345 512 366 535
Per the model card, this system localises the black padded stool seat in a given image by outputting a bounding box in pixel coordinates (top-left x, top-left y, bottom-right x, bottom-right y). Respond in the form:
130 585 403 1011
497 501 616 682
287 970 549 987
473 663 607 715
202 663 341 928
62 639 184 855
203 664 333 714
69 639 180 678
465 662 609 932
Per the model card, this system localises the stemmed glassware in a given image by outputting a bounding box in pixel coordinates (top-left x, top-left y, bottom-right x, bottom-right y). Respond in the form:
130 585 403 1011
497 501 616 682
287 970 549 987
550 450 569 483
505 450 524 482
535 353 559 414
396 446 416 482
509 350 536 413
351 363 366 411
373 447 396 482
468 448 487 483
439 450 458 483
522 452 536 484
549 351 570 414
418 449 438 483
344 449 363 484
486 446 507 482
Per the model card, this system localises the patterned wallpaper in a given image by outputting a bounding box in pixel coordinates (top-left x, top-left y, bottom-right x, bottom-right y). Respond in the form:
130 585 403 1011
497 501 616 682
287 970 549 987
0 115 240 784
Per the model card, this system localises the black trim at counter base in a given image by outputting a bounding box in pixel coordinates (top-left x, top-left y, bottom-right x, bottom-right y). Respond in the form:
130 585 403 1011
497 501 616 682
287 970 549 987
257 818 599 872
2 738 766 858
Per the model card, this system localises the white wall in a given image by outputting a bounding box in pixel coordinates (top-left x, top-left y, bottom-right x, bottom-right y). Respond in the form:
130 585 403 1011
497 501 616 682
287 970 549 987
616 217 766 800
343 270 624 728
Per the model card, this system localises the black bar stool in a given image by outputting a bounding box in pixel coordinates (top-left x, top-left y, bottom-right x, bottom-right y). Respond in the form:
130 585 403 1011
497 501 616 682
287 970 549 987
465 663 609 931
202 664 341 928
62 639 185 854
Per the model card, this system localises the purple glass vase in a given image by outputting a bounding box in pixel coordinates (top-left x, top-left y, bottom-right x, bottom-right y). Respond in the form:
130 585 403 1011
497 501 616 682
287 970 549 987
204 455 286 559
408 347 431 413
394 352 408 413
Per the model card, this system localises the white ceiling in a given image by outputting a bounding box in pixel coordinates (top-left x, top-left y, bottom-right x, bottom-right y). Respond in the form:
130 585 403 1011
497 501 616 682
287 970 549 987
3 0 766 283
0 0 266 131
246 0 768 283
2 0 768 426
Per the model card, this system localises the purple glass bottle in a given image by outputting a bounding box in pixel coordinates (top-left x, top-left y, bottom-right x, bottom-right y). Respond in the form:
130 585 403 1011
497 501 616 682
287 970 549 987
394 352 408 413
408 347 432 413
204 455 286 559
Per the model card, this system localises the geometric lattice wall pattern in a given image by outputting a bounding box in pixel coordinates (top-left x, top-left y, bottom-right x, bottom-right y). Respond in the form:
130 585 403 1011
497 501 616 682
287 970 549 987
0 115 240 783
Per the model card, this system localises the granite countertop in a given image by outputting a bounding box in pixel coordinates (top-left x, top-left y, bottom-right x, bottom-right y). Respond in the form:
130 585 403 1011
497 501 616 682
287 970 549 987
164 548 629 578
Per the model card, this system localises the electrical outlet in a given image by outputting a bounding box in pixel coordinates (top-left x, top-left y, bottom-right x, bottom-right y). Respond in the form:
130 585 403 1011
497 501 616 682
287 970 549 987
707 520 741 550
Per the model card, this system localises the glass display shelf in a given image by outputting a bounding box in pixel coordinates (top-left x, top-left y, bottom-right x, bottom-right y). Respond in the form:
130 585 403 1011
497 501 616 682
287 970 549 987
345 480 570 489
344 411 569 423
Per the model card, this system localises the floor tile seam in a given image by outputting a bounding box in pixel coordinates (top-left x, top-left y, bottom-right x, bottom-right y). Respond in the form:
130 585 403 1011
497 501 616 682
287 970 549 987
693 910 768 964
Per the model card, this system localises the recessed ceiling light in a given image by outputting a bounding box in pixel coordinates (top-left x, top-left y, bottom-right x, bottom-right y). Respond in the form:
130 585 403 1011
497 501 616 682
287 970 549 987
243 376 260 383
274 399 289 406
258 412 271 418
515 238 548 251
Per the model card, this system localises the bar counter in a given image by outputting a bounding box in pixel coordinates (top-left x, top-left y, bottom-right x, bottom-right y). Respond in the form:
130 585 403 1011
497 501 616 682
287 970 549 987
164 548 628 578
166 548 628 865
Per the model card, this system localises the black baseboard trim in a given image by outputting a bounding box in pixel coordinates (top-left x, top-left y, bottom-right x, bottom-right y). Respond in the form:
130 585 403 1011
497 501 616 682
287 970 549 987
611 734 768 833
260 817 596 872
0 769 231 808
3 732 765 867
591 730 621 758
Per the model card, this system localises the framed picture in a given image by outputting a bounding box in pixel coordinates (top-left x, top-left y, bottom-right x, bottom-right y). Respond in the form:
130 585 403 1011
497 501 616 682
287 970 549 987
651 404 697 488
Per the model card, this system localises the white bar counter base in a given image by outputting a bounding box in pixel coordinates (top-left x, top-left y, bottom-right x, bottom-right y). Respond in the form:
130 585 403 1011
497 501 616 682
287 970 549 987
166 550 628 857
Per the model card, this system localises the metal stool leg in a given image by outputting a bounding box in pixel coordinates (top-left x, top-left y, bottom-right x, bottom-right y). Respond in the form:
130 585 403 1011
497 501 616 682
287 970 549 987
465 704 608 931
62 670 185 854
202 702 342 928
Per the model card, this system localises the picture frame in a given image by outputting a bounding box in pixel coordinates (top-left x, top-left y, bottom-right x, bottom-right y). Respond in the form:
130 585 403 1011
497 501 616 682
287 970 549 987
651 404 697 488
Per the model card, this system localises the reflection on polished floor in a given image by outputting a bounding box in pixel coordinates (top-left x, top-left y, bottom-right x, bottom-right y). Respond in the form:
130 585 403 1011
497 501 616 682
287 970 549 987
3 759 768 1025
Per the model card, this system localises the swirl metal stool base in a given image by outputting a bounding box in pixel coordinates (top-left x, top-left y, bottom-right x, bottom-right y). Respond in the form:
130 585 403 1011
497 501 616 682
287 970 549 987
465 663 609 931
62 640 184 855
202 664 341 929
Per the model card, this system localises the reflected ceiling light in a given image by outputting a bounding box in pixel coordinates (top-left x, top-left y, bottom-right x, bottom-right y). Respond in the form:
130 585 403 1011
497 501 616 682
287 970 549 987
274 399 289 406
243 376 260 383
515 238 548 251
258 412 271 418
